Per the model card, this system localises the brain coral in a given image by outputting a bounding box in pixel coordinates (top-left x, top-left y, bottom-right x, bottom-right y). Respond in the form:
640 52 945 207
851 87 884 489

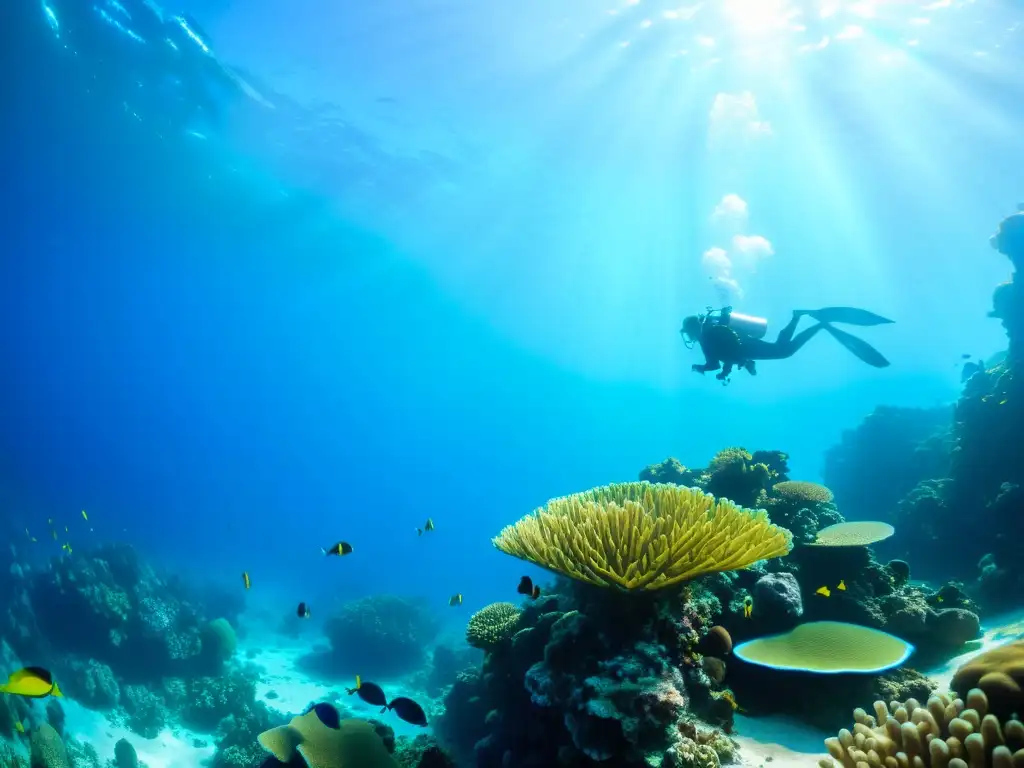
772 481 835 504
809 521 895 548
733 621 914 674
950 639 1024 719
466 603 522 650
30 724 69 768
820 689 1024 768
493 481 792 591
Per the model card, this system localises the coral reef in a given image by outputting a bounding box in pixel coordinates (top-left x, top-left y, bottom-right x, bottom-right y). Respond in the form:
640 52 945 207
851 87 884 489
818 209 1024 602
466 604 522 651
950 639 1024 719
322 595 440 678
820 689 1024 768
765 481 844 545
822 405 952 528
436 575 737 768
492 481 792 591
29 724 69 768
733 622 914 673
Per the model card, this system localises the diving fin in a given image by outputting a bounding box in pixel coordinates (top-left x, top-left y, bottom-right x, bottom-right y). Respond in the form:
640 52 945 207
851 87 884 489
823 323 891 368
799 307 895 326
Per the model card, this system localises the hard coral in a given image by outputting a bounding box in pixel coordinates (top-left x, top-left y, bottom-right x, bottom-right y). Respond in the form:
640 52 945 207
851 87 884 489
640 458 698 487
466 603 522 651
493 481 792 592
29 724 69 768
951 640 1024 720
704 448 775 508
820 689 1024 768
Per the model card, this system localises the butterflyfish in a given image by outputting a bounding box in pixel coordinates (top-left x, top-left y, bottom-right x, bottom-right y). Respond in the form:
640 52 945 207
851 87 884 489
0 667 63 698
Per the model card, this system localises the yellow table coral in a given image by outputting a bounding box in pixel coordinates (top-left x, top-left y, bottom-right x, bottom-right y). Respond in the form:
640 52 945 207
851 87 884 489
492 481 792 591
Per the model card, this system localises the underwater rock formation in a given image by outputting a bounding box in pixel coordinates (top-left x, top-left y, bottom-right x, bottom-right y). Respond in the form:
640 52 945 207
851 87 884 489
436 581 738 768
822 405 952 530
321 595 440 679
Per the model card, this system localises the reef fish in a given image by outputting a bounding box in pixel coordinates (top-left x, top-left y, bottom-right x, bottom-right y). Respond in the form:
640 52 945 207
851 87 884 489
297 602 311 619
0 667 63 698
385 696 428 727
242 572 252 590
742 595 753 618
321 541 352 557
345 676 387 707
448 594 463 607
517 576 541 600
416 518 435 536
815 586 831 597
81 510 88 521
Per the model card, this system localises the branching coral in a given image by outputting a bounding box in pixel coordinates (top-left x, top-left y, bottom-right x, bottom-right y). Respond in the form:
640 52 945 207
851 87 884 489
493 482 793 592
466 603 522 651
819 689 1024 768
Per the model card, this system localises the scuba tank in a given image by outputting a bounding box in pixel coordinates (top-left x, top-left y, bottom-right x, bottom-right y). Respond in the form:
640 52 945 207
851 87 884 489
705 307 769 339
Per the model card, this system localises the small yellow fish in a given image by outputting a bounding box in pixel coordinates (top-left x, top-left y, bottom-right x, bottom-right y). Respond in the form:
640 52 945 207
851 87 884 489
417 518 436 536
816 586 831 597
242 572 251 590
30 537 37 543
64 526 68 533
82 510 88 521
62 543 72 554
837 580 846 591
742 595 753 618
448 593 463 607
0 667 63 698
14 721 24 734
936 595 944 603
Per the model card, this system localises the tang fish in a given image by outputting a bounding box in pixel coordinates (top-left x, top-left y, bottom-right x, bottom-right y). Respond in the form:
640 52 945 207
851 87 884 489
385 696 428 726
321 541 353 557
815 586 831 597
258 706 393 767
345 676 387 707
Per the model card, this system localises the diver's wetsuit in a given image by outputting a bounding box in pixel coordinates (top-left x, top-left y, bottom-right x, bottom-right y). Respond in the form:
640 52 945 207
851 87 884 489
693 311 820 380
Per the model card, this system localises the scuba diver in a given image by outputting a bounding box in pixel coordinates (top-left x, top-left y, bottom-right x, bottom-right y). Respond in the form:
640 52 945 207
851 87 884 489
680 306 894 381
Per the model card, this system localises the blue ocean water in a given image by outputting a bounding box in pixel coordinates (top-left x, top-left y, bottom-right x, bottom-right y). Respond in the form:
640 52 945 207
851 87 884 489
2 0 1023 765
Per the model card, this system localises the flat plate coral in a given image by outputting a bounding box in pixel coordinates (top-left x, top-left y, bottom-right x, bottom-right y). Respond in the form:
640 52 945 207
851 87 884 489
734 621 914 674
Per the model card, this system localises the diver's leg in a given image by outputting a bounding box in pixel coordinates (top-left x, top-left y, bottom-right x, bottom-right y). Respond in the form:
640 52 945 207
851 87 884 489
751 324 826 360
774 311 807 345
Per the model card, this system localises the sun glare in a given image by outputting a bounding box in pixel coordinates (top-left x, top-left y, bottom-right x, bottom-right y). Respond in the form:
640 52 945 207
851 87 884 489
723 0 798 36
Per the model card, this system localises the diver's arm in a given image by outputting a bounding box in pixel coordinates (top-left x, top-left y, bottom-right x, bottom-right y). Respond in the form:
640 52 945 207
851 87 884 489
692 348 722 374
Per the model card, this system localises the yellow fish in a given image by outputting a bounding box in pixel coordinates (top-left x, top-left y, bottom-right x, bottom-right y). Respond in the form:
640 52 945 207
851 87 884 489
742 595 753 618
14 721 24 734
936 595 944 603
0 667 63 698
816 586 831 597
837 580 846 591
62 543 72 554
448 593 463 607
242 572 252 590
417 518 435 536
82 510 88 521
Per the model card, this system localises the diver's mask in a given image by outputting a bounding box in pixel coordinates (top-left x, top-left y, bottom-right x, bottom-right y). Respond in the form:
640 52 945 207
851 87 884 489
679 315 705 349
